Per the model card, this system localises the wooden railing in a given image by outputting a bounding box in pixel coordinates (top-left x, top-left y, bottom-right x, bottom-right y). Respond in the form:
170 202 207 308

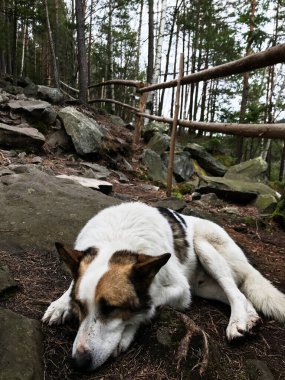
60 43 285 195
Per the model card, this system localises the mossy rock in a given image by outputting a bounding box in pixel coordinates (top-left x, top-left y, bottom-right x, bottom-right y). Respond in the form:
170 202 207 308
255 194 277 214
177 182 196 195
272 194 285 229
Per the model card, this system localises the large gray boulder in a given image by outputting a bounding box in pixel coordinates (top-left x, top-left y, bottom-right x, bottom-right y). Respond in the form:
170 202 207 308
59 107 103 155
0 307 44 380
163 151 194 182
184 143 227 176
224 157 268 182
147 133 171 155
37 85 64 104
142 122 170 143
0 123 45 149
142 148 167 184
0 170 120 251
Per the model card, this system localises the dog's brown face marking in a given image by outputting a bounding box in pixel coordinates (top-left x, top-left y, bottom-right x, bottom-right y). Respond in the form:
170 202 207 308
63 247 98 322
95 251 141 320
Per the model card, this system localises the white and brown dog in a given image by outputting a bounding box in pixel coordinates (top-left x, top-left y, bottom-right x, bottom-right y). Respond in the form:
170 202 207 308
42 202 285 371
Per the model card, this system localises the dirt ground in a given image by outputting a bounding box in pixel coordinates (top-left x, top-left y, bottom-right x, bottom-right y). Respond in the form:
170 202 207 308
1 152 285 380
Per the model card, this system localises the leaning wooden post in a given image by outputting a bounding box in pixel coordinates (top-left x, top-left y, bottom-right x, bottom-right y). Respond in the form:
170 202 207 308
133 89 148 145
166 53 184 197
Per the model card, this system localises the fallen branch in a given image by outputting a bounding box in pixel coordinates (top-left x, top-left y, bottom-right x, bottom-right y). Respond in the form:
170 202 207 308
161 307 209 376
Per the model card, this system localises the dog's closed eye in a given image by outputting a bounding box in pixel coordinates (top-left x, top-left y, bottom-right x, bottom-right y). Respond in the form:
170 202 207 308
99 298 117 316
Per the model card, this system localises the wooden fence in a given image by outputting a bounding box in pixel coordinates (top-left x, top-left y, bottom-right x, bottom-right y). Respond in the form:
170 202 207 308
60 43 285 196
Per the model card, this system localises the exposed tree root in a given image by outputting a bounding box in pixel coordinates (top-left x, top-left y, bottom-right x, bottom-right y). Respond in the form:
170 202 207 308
162 306 209 376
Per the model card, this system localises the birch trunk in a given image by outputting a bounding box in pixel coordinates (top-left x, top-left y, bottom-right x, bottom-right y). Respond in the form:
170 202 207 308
20 20 27 77
158 0 180 116
151 0 167 114
45 0 60 88
146 0 154 117
237 0 256 162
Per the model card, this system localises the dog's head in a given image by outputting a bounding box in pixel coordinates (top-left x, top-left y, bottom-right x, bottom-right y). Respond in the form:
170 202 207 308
55 242 170 371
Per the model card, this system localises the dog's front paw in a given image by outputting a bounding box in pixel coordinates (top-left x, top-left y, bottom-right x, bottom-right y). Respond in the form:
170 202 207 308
112 324 138 357
226 312 262 341
42 298 71 325
226 319 247 341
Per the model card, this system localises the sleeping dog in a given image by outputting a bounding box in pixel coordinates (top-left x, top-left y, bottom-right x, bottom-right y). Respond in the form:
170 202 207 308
42 202 285 371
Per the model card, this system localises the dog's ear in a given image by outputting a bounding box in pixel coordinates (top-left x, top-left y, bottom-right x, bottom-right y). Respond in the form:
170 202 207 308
133 253 171 283
55 242 84 278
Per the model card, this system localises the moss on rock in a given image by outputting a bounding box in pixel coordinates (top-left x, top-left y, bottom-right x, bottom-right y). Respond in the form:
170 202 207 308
272 194 285 229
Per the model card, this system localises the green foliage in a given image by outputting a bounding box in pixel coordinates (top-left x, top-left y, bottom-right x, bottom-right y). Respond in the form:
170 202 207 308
176 183 195 195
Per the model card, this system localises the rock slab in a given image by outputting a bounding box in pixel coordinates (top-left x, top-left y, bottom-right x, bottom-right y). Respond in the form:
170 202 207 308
0 170 120 251
0 123 45 149
0 307 44 380
184 143 227 176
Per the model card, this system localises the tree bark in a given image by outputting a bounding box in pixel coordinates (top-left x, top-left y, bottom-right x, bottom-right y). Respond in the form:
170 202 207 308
151 0 167 114
237 0 256 162
75 0 88 103
45 0 60 88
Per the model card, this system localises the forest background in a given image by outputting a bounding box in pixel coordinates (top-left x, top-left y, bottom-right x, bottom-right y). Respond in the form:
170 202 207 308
0 0 285 181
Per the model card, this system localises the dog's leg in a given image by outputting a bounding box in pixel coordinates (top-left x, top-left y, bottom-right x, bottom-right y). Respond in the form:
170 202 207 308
192 268 229 304
194 240 261 340
42 282 73 325
113 323 139 357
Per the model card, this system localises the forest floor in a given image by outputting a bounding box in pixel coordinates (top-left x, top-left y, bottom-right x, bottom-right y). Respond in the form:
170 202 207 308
1 151 285 380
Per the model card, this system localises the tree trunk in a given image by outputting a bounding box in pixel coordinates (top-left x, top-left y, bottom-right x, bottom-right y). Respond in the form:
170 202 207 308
54 0 60 83
146 0 154 115
159 1 180 116
75 0 88 103
170 25 179 119
12 0 18 85
151 0 167 114
147 0 154 84
237 0 256 162
45 0 60 88
87 0 93 86
20 20 27 77
279 141 285 182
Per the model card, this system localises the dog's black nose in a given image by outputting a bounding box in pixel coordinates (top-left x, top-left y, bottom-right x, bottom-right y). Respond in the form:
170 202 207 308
73 350 92 371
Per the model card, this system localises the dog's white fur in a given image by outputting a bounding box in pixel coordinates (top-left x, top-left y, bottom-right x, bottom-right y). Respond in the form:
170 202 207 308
43 202 285 370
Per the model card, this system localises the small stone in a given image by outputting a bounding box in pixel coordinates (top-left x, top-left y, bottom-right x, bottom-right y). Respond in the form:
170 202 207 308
18 152 26 160
31 156 43 164
155 198 187 212
191 192 201 200
56 174 113 195
246 359 274 380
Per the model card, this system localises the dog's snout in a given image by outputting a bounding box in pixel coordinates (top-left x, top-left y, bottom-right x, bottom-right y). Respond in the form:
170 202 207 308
73 350 92 371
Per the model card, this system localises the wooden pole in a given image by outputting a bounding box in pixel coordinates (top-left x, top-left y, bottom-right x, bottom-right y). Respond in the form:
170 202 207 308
135 113 285 140
166 53 184 197
88 98 139 113
139 43 285 93
133 91 148 145
88 79 145 89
